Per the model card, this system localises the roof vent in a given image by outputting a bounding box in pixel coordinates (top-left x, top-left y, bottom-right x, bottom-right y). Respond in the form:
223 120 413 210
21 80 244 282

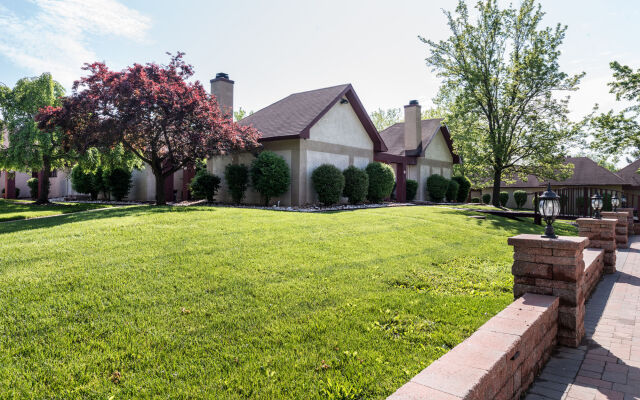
215 72 229 79
409 100 419 105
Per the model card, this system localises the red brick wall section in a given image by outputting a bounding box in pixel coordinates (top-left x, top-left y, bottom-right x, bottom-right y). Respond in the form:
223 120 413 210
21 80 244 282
576 218 617 273
601 211 629 249
387 294 559 400
508 234 589 348
618 208 634 239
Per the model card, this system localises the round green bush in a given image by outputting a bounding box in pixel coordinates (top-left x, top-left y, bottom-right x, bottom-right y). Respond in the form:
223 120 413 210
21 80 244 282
311 164 345 206
342 166 368 204
499 191 509 207
471 197 480 203
451 176 471 203
27 177 38 199
71 165 104 200
224 163 249 204
365 162 395 203
446 179 459 202
15 188 20 198
514 190 527 209
104 168 132 201
250 151 291 206
482 193 491 204
426 174 449 202
406 179 418 201
190 169 221 202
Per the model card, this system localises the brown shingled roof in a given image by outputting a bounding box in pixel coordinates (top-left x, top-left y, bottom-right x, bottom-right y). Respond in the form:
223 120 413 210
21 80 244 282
617 158 640 186
238 84 387 151
501 157 626 188
378 119 460 163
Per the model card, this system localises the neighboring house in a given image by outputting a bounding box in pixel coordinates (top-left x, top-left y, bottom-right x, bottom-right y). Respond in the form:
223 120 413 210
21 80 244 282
472 157 627 209
377 101 460 201
2 73 459 205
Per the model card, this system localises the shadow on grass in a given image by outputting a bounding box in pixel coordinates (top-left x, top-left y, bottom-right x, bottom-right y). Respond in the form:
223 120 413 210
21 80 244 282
0 205 215 235
435 208 578 237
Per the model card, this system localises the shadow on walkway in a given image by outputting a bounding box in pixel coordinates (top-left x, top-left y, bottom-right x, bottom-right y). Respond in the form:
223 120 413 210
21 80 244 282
526 238 640 399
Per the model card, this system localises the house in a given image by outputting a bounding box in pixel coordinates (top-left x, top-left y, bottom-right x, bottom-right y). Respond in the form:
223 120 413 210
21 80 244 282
472 157 627 209
1 73 460 205
206 74 459 206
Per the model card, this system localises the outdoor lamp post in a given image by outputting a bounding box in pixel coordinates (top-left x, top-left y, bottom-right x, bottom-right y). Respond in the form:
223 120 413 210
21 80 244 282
539 183 561 239
622 195 627 207
612 194 620 212
591 192 603 219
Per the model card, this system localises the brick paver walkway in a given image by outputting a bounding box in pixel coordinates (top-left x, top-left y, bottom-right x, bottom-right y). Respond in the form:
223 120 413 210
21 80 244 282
526 236 640 400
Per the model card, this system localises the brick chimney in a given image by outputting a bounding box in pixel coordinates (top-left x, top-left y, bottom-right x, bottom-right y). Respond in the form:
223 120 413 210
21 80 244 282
210 72 234 119
404 100 421 151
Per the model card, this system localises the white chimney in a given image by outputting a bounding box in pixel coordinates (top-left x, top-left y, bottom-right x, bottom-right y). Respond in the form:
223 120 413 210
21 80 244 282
404 100 421 151
210 72 234 119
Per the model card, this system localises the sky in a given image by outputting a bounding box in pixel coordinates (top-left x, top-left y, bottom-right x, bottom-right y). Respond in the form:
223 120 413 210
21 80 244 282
1 0 639 123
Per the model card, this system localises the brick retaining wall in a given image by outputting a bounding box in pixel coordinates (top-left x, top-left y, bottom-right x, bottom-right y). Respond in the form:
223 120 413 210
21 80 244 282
388 294 559 400
601 211 629 248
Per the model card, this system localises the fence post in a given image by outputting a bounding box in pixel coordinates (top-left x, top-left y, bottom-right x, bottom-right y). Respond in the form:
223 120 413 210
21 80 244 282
534 192 541 225
583 188 589 217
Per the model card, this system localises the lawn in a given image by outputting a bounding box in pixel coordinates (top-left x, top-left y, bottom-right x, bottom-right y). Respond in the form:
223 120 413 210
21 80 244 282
0 199 114 222
0 205 577 399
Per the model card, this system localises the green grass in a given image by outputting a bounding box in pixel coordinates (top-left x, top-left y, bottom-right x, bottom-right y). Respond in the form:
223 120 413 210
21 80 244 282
0 199 114 222
0 206 577 399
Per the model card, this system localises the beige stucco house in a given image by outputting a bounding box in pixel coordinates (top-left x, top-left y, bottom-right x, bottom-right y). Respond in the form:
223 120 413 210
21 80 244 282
206 74 459 206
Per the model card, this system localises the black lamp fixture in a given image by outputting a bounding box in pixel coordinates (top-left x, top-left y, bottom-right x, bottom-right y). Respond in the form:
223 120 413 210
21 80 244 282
591 192 603 219
612 194 620 212
539 183 561 239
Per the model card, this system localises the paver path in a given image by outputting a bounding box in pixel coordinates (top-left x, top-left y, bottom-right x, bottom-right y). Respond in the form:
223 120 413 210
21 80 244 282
526 236 640 400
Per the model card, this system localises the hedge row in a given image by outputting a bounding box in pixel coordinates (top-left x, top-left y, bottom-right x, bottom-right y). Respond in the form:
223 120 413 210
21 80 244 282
311 162 395 205
426 174 471 203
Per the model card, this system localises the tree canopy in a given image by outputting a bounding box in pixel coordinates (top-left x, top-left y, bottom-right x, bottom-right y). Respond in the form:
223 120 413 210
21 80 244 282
37 52 262 205
369 108 401 131
0 73 69 203
422 0 582 205
586 61 640 163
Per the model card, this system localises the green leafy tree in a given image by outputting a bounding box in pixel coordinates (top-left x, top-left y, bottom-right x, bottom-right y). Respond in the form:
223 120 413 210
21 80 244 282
369 108 401 131
233 107 254 122
0 73 69 203
422 0 582 206
71 165 104 200
104 168 133 201
587 62 640 163
250 151 291 206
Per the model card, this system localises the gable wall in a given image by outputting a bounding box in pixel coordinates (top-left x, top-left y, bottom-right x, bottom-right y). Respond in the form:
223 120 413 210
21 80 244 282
309 102 373 150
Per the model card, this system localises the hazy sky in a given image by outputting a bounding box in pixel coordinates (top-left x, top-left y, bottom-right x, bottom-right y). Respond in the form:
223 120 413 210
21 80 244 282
1 0 639 122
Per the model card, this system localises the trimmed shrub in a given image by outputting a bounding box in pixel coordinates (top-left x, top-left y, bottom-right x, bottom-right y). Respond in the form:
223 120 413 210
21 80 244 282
406 179 418 201
104 168 132 201
499 191 509 207
27 177 38 199
190 169 221 202
446 179 459 202
482 193 491 204
514 190 527 209
426 174 449 202
71 165 104 200
471 197 481 203
312 164 345 205
15 188 20 198
342 166 368 204
451 176 471 203
365 162 395 203
224 163 249 204
250 151 291 206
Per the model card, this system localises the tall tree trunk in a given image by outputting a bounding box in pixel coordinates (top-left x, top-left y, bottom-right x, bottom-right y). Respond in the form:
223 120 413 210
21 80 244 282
492 168 502 208
154 169 166 205
36 157 51 204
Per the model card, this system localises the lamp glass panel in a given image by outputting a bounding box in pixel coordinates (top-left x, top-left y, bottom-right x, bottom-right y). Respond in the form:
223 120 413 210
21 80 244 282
552 198 560 217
